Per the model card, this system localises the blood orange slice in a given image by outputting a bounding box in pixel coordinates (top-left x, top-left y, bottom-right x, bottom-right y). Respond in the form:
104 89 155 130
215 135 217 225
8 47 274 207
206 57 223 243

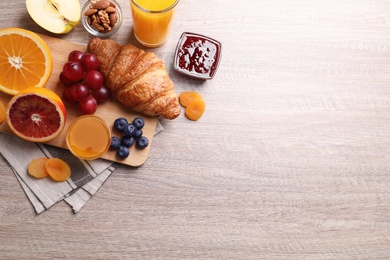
0 28 53 95
6 87 66 143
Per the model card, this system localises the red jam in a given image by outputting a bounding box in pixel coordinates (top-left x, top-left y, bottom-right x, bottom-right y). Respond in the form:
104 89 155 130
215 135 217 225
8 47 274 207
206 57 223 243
174 32 221 80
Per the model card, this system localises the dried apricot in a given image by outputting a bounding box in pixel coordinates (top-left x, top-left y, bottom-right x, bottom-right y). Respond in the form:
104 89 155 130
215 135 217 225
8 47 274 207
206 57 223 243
28 158 49 179
185 98 206 121
45 158 71 182
179 91 203 107
0 100 5 125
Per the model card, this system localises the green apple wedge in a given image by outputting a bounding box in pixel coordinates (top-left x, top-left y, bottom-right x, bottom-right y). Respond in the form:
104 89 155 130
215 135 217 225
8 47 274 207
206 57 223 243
26 0 81 34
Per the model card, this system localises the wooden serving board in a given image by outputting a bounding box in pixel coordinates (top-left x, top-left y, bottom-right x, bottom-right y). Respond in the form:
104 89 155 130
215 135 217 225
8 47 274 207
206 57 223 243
0 34 158 167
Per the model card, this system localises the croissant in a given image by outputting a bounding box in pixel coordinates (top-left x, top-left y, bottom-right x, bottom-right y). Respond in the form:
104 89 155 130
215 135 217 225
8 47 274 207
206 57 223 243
87 37 180 119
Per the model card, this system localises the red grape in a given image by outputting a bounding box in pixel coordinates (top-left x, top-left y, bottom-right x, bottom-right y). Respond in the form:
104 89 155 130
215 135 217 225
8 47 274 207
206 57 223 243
68 50 84 62
60 49 110 115
83 70 104 90
62 61 84 82
78 96 97 115
92 85 111 103
72 83 90 102
81 53 99 71
63 86 77 103
59 71 75 86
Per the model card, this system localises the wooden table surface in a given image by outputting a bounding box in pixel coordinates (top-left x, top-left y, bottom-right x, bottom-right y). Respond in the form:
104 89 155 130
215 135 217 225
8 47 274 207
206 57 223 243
1 0 390 259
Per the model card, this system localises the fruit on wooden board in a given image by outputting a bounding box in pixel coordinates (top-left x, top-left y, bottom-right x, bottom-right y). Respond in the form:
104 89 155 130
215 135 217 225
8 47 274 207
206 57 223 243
110 117 148 159
0 28 52 95
78 95 98 115
6 87 66 143
0 100 5 125
26 0 81 34
179 91 206 121
60 50 111 115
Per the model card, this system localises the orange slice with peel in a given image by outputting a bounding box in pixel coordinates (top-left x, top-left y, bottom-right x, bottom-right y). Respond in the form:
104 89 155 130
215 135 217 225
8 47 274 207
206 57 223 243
6 87 66 143
0 28 52 95
0 100 5 124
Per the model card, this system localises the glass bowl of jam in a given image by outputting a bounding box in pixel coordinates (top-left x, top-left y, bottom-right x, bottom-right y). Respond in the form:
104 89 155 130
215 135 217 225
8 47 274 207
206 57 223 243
173 32 222 80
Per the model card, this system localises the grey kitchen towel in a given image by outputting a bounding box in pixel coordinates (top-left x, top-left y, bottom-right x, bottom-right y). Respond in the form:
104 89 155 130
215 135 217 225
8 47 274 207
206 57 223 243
0 121 163 214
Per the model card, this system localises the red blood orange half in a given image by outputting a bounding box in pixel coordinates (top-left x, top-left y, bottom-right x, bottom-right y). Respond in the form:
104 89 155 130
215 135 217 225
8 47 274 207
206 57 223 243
6 87 66 143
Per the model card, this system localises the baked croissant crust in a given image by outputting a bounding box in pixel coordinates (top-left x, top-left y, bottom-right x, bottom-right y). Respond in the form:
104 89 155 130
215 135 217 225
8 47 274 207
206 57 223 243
87 37 180 119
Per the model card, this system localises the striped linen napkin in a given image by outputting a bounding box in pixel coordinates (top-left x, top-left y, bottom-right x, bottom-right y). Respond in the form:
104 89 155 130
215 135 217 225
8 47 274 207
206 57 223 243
0 122 162 214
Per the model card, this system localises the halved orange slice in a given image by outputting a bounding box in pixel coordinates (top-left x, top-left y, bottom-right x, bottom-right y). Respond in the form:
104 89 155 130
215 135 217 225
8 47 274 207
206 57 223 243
6 87 66 143
0 28 52 95
0 100 5 124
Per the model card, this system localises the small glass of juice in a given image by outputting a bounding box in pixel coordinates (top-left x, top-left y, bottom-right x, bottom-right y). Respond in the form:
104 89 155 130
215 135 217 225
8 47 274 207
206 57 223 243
66 115 111 160
130 0 180 48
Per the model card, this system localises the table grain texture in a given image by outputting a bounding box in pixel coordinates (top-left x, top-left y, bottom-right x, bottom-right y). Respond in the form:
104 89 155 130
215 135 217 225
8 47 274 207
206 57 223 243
1 0 390 259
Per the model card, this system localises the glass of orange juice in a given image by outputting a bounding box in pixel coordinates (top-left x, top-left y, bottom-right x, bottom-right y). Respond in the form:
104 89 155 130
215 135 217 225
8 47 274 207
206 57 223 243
66 115 111 160
130 0 180 48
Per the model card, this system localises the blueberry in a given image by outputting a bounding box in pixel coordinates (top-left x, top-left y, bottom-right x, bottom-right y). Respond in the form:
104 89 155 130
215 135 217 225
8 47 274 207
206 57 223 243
132 117 145 129
110 136 121 150
121 136 135 147
124 123 137 137
114 117 128 132
134 129 143 139
136 136 149 149
117 146 130 159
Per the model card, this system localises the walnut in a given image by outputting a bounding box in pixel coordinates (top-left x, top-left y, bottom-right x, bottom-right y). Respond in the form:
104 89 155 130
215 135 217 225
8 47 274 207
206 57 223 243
98 10 111 31
91 14 104 31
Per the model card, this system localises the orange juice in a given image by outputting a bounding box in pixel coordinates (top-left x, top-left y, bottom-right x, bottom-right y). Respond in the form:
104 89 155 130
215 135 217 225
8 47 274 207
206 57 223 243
130 0 179 47
66 115 111 160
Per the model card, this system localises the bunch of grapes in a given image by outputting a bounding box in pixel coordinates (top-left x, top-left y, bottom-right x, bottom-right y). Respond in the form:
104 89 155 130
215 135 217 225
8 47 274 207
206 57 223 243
60 50 111 115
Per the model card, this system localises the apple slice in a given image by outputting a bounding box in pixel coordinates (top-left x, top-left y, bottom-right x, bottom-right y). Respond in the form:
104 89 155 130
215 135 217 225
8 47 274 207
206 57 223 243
26 0 81 34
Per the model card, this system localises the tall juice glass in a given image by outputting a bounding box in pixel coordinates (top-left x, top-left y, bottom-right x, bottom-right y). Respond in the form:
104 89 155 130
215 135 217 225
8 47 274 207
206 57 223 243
130 0 180 48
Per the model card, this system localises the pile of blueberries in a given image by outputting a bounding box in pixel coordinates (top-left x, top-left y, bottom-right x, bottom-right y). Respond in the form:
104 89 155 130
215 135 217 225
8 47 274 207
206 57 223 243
110 117 149 159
